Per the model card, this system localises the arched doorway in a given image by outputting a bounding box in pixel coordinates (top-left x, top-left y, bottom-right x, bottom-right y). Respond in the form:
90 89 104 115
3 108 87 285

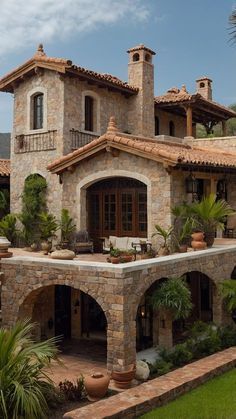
87 177 147 250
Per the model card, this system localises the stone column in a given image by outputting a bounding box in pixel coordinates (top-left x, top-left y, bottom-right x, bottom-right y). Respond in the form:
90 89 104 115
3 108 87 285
186 106 193 137
158 310 173 349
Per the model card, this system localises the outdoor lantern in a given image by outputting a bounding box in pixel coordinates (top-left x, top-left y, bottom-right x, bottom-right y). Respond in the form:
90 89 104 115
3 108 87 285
185 173 198 194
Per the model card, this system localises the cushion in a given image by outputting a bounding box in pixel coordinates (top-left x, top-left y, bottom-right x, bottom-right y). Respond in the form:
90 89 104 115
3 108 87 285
115 237 128 250
109 235 117 248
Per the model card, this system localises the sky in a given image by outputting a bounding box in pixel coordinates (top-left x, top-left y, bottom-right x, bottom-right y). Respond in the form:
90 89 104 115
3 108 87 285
0 0 235 132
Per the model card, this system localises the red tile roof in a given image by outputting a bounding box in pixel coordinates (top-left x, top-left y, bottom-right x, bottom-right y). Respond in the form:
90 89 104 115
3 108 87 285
0 45 138 95
0 159 10 176
47 118 236 174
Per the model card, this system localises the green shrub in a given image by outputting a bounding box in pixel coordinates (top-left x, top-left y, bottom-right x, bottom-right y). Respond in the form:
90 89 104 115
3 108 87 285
0 213 18 245
187 322 221 358
59 376 84 401
218 325 236 349
168 343 193 367
151 358 173 376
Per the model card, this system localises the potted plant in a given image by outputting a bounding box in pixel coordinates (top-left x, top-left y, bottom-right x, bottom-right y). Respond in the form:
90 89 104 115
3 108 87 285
59 209 76 249
173 218 193 253
120 249 135 263
152 224 173 255
190 194 235 247
110 248 121 263
39 212 58 254
0 214 18 246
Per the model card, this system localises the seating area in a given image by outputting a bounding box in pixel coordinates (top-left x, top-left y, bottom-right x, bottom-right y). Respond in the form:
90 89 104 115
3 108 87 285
101 236 150 253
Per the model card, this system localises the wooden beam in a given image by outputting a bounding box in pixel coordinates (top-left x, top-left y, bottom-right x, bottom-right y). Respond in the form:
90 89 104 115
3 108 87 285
186 106 193 137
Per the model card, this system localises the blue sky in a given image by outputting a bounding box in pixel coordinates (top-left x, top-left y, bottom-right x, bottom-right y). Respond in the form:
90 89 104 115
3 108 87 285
0 0 235 132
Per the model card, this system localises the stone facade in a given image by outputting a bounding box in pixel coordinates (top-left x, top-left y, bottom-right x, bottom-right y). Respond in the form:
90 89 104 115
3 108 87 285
1 246 236 370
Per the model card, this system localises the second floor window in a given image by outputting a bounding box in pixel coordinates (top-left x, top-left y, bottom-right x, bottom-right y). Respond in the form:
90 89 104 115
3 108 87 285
33 93 44 130
85 95 94 132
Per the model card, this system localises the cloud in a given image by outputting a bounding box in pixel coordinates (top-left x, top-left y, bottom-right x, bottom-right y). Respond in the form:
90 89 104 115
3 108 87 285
0 0 149 58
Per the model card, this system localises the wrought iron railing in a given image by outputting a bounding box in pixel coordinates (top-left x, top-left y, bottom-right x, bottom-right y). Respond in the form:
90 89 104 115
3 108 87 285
70 129 99 149
14 130 57 153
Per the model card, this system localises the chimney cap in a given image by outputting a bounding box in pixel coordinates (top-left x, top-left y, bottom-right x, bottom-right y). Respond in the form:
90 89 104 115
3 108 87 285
127 44 156 55
196 76 212 83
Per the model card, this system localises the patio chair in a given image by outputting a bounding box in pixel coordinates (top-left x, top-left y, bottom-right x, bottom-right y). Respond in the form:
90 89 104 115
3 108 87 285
74 230 94 254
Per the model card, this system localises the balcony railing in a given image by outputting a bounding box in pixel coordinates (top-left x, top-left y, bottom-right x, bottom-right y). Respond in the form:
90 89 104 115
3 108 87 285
70 129 99 150
14 130 57 153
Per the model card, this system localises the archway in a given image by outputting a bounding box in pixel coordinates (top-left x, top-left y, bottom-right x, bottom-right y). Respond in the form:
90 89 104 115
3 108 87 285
87 177 147 250
19 284 107 357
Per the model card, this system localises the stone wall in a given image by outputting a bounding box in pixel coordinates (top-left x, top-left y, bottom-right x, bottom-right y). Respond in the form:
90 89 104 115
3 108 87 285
191 136 236 152
155 109 187 138
1 246 236 370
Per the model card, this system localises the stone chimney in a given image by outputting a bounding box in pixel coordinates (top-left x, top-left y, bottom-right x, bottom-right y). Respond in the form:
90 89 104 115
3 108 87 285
196 77 212 100
127 44 156 137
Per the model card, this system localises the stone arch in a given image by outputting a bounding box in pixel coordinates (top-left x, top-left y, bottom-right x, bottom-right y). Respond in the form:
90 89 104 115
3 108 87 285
76 169 152 237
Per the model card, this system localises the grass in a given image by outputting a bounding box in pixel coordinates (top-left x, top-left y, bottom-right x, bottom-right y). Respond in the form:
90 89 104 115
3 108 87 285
141 368 236 419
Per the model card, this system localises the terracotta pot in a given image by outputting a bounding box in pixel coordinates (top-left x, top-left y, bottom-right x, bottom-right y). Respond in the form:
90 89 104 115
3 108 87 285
191 240 207 250
84 372 110 401
191 232 204 241
110 256 120 264
179 244 188 253
158 246 169 256
112 365 135 389
120 255 133 263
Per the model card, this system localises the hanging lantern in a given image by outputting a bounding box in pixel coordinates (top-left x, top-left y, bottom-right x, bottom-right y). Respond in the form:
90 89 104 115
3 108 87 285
185 173 198 194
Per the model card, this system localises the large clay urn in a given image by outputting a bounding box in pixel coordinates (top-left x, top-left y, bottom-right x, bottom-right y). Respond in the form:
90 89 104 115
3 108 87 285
0 236 12 258
191 232 207 251
84 372 110 401
112 365 135 389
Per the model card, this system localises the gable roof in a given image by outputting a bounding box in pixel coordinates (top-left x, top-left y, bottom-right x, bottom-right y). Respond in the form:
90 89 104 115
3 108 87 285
155 86 236 122
47 117 236 174
0 44 138 96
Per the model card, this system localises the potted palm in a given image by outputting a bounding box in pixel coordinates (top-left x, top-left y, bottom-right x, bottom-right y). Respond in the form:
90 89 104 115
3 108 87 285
152 224 173 255
110 248 121 264
59 209 76 249
190 194 235 247
173 218 193 253
39 212 58 254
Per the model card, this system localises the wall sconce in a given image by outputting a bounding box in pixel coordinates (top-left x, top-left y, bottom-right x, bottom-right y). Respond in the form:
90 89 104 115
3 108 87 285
185 173 198 201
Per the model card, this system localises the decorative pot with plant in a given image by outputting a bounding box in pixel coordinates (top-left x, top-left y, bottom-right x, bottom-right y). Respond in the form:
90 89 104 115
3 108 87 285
112 365 135 389
120 249 135 263
60 209 76 249
84 372 110 401
39 212 58 254
173 218 193 253
190 194 235 247
110 248 121 263
152 224 173 256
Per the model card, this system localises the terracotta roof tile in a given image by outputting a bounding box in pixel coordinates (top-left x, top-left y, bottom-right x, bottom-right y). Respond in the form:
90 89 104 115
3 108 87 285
47 130 236 174
127 44 156 55
0 159 10 176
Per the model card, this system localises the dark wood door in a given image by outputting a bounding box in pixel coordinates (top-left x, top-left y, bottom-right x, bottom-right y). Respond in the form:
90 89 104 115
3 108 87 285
55 285 71 339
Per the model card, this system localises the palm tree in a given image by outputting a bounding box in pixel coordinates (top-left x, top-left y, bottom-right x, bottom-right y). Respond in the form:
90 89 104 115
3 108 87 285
0 320 59 419
229 8 236 43
220 280 236 312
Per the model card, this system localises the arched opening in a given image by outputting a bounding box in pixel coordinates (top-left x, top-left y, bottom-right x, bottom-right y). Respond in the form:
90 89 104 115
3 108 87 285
169 120 175 136
200 82 205 88
87 177 147 250
19 284 107 355
145 53 151 62
31 92 44 130
133 53 140 62
136 272 214 352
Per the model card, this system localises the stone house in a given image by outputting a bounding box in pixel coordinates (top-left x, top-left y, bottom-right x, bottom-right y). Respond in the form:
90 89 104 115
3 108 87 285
1 44 236 368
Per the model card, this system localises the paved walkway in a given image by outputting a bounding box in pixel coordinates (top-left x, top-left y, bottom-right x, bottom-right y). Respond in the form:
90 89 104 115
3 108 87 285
64 347 236 419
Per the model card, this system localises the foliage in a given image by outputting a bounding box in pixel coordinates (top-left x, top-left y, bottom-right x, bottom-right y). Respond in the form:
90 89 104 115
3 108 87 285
60 209 76 242
152 224 173 249
149 358 173 376
39 212 59 241
0 189 10 217
19 174 47 245
0 213 18 244
110 248 121 257
58 377 84 401
190 193 235 233
0 319 59 419
150 277 193 320
186 321 221 358
166 343 193 367
220 279 236 312
218 325 236 349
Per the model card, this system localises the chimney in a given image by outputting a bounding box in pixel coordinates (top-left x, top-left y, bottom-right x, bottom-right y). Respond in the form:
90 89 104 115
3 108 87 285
127 44 156 137
196 76 212 100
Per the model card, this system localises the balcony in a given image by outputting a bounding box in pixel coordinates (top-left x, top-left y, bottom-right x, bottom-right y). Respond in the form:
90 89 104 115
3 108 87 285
14 130 57 153
70 129 99 150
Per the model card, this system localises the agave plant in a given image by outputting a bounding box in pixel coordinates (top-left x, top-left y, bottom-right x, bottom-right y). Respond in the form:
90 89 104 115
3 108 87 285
0 320 59 419
220 280 236 312
150 277 193 320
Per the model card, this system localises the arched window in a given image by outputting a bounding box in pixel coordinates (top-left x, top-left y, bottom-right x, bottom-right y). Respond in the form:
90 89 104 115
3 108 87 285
155 116 159 135
200 82 205 88
133 53 140 62
85 95 94 132
33 93 44 130
169 121 175 136
145 53 151 62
